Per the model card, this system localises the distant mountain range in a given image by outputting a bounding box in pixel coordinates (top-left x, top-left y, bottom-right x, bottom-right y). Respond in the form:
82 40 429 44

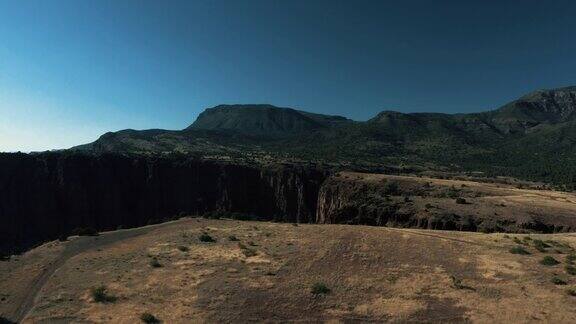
74 86 576 187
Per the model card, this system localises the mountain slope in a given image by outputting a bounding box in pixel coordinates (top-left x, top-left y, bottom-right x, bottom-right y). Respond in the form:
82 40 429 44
73 86 576 187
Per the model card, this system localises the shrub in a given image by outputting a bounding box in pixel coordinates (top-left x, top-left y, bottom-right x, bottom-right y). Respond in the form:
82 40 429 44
311 282 330 295
242 248 257 257
383 181 399 195
450 276 465 289
552 277 567 285
177 246 189 252
199 233 216 243
140 312 160 323
567 288 576 297
540 256 560 266
455 198 467 204
533 239 550 252
509 246 530 255
566 254 576 264
149 258 162 268
238 243 257 257
513 237 523 245
228 235 239 241
566 265 576 275
91 285 116 303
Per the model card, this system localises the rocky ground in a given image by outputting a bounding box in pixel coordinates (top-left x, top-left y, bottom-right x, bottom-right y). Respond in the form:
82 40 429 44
318 172 576 232
3 218 576 323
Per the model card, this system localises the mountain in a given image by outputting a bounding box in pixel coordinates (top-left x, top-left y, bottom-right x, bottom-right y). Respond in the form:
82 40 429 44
188 104 352 137
73 86 576 187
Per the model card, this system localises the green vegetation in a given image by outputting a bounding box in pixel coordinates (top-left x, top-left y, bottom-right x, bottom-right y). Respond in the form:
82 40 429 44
311 282 330 295
455 197 467 204
509 246 530 255
450 276 465 289
566 253 576 264
566 265 576 275
177 245 189 252
140 312 160 323
552 277 567 285
238 242 257 257
540 256 560 266
533 239 550 252
382 181 399 195
567 288 576 297
91 285 116 303
199 233 216 243
75 87 576 189
228 235 240 241
149 258 162 268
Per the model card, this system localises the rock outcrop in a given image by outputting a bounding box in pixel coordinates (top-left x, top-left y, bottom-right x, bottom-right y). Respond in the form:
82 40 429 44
316 172 576 233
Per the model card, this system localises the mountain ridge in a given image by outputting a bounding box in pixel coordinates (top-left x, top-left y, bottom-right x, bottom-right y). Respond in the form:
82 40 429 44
73 86 576 187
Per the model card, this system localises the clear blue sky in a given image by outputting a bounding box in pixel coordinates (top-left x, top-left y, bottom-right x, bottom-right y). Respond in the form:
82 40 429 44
1 0 575 151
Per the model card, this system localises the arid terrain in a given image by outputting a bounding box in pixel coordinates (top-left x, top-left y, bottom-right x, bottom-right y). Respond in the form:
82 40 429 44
3 216 576 323
319 172 576 232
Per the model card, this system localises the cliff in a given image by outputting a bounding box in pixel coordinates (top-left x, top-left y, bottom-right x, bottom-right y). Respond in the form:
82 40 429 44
0 153 328 255
316 172 576 233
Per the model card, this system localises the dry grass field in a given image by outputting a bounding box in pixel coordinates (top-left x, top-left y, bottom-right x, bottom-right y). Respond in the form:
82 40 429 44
3 217 576 323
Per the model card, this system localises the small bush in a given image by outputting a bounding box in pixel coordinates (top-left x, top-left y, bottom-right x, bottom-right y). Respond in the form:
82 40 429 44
552 277 567 285
177 246 189 252
567 288 576 296
228 235 240 241
140 312 160 323
566 265 576 275
242 249 257 257
382 181 399 195
513 237 523 245
311 282 330 295
533 239 550 252
149 258 162 268
509 246 530 255
450 276 465 289
238 243 257 257
455 197 467 204
540 256 560 266
566 254 576 264
91 285 116 303
199 233 216 243
523 236 532 241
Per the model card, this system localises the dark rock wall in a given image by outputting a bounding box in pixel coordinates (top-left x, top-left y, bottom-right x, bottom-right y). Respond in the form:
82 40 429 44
0 153 328 255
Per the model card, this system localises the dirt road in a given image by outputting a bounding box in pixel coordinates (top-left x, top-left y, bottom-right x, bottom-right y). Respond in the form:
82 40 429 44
7 220 184 323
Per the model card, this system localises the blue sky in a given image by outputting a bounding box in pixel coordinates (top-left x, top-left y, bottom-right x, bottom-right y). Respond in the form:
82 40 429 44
1 0 576 151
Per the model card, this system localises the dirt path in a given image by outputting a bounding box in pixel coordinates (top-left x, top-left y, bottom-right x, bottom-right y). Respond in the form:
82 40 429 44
10 220 184 323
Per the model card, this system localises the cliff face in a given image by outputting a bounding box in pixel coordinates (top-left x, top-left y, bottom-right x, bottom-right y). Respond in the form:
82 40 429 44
316 172 576 233
0 153 328 255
